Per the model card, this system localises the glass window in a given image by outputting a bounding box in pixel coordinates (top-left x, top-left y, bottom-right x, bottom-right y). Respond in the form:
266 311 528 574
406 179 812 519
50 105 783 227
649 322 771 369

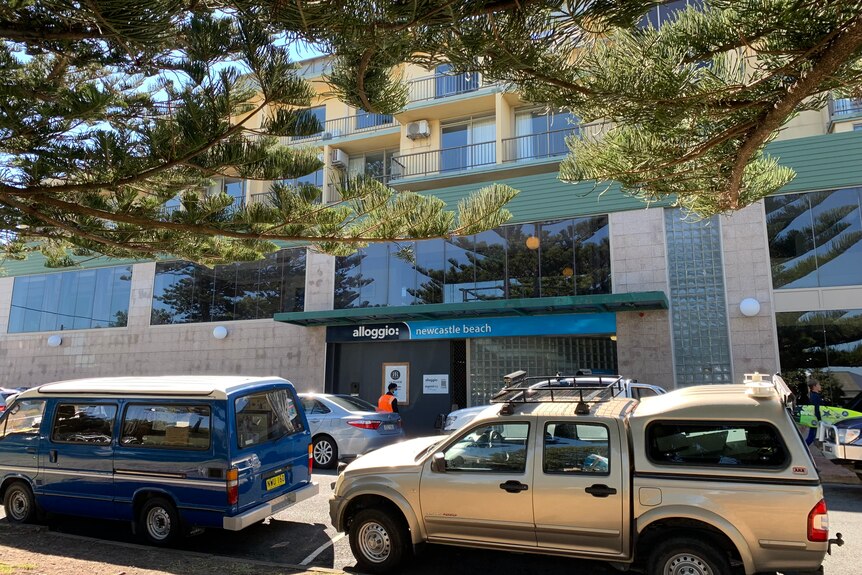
574 215 611 295
507 224 540 299
120 405 211 450
1 400 45 437
777 309 862 372
472 230 507 301
300 398 331 415
235 389 304 449
443 422 529 473
632 387 661 399
435 64 479 98
539 219 576 297
358 243 389 307
325 395 377 412
388 243 417 306
355 111 394 131
51 403 117 444
646 422 788 468
8 266 132 333
544 422 610 474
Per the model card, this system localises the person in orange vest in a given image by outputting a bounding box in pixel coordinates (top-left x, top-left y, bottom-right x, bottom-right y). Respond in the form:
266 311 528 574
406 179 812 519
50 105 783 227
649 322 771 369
378 383 399 413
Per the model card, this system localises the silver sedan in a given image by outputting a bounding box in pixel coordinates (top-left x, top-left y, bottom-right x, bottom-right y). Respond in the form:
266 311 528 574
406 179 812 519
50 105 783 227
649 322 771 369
299 393 405 469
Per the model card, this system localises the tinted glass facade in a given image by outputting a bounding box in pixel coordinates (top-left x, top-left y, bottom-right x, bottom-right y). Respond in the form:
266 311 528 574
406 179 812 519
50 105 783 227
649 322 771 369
151 249 306 325
334 216 611 308
776 309 862 371
766 188 862 289
8 266 132 333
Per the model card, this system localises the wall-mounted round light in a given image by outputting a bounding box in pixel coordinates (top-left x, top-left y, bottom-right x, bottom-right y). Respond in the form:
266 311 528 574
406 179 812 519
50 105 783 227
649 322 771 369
525 236 540 250
739 298 761 317
562 267 574 277
212 326 229 340
609 335 617 342
47 335 62 347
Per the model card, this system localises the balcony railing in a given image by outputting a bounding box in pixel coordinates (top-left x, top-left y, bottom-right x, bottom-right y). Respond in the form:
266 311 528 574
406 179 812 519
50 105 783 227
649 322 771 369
391 141 496 180
829 97 862 118
502 128 579 162
285 112 397 144
407 71 485 103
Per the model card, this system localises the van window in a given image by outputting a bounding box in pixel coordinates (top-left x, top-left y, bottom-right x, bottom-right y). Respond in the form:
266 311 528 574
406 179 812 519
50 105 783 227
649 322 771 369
1 400 44 438
121 405 211 450
51 403 117 444
646 421 788 468
544 422 610 474
235 389 304 449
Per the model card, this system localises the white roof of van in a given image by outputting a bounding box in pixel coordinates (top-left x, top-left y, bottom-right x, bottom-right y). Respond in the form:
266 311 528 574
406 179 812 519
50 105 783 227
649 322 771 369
17 376 291 401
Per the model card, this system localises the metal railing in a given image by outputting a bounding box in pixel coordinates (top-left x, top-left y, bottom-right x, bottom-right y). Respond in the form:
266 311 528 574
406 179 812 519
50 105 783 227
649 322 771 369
284 112 397 144
391 141 497 180
407 71 484 103
829 97 862 118
502 128 579 162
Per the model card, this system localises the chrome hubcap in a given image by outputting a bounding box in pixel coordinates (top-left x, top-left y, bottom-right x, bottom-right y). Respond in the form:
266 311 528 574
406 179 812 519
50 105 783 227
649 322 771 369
314 440 333 465
146 506 172 540
358 521 391 563
8 490 29 520
664 553 712 575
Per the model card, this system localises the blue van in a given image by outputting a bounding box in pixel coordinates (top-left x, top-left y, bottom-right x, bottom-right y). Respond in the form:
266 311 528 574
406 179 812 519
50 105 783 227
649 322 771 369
0 376 318 544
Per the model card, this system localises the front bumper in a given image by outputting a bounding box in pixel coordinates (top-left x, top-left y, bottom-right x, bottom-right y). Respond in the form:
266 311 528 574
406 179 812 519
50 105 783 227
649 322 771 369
223 482 319 531
329 494 347 532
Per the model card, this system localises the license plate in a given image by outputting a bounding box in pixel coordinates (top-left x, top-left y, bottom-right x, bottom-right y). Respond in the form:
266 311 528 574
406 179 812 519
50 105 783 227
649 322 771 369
266 473 286 490
824 445 833 452
383 424 395 431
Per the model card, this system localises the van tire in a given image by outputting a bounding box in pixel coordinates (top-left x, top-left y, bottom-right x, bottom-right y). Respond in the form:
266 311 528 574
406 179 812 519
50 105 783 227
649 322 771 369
3 481 36 523
348 508 410 573
313 435 338 469
648 536 730 575
138 497 181 546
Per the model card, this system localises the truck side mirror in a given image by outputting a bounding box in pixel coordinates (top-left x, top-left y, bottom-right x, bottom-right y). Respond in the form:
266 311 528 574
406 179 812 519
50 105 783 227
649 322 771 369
431 452 447 473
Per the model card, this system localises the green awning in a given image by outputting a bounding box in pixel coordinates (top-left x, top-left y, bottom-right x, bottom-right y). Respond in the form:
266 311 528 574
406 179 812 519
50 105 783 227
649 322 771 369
274 291 668 327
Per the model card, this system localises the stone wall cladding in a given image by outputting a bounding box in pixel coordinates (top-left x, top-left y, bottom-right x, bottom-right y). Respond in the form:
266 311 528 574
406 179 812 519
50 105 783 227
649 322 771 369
609 208 675 388
719 202 779 382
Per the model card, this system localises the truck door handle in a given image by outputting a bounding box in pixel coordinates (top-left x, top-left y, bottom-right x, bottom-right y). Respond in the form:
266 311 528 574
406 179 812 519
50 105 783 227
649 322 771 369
49 449 58 463
499 480 529 493
585 484 617 498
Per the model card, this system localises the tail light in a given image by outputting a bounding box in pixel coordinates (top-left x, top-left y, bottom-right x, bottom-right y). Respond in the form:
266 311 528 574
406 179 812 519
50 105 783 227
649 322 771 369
808 499 829 542
226 467 238 506
348 419 382 430
308 443 313 474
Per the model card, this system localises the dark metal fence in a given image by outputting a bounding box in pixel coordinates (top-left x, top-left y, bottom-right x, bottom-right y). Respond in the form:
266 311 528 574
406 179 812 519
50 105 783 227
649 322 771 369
502 128 578 162
391 141 496 179
829 97 862 118
407 71 483 103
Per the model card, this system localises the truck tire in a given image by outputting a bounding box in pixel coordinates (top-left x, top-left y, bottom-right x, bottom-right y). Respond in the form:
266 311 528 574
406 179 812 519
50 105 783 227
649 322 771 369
3 481 37 523
348 508 410 573
138 496 181 546
648 536 730 575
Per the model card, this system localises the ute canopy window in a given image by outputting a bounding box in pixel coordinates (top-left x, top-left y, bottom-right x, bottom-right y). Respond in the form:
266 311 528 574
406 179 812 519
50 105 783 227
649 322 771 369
121 405 211 450
647 422 789 468
235 389 304 449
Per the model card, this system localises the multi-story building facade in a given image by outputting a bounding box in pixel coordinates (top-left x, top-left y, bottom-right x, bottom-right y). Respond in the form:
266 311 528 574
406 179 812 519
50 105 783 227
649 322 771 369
2 57 862 435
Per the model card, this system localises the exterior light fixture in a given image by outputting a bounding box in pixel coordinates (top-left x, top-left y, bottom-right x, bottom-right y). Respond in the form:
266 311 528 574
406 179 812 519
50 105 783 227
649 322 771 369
525 236 540 250
739 298 761 317
562 267 574 277
47 335 62 347
610 335 618 342
212 326 229 340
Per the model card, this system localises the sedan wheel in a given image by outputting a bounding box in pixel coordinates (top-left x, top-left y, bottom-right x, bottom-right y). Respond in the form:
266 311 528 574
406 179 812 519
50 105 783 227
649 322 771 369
313 436 338 469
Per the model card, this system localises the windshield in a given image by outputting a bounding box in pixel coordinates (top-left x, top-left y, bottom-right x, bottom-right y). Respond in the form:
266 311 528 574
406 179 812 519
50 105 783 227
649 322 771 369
327 395 378 412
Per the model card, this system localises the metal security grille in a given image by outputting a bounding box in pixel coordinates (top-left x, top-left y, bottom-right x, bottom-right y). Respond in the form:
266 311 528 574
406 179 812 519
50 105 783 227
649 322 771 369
468 336 617 406
450 340 467 411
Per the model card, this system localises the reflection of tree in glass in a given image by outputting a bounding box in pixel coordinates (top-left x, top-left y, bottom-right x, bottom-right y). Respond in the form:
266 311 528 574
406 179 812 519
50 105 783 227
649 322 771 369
109 310 128 328
334 251 373 308
777 310 862 371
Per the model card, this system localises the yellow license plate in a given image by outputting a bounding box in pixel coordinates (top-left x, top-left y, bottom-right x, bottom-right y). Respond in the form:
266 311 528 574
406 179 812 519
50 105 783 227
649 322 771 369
266 473 286 490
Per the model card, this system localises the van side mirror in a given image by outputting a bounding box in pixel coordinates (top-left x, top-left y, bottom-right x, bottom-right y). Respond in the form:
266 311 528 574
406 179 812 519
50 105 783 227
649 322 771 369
431 452 446 473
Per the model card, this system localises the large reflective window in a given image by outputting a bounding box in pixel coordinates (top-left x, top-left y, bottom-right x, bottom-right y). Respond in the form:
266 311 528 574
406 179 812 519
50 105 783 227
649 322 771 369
574 216 611 295
507 223 541 299
151 249 305 324
8 266 132 333
777 309 862 372
766 188 862 288
413 240 445 304
388 243 417 306
540 219 576 297
473 230 507 301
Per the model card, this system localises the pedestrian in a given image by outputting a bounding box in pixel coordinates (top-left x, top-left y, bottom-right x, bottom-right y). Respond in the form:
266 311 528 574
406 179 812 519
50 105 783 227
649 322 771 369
378 383 399 413
806 380 822 446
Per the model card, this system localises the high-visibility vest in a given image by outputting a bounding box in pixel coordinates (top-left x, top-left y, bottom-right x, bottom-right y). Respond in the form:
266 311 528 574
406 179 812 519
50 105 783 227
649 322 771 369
378 393 396 412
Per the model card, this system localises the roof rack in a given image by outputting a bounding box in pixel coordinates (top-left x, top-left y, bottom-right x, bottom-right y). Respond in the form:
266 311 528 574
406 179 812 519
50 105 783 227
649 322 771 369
492 371 631 415
743 372 797 410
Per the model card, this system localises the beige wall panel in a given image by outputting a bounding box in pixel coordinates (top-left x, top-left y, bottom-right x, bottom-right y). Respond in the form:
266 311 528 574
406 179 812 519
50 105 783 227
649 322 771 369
773 289 823 312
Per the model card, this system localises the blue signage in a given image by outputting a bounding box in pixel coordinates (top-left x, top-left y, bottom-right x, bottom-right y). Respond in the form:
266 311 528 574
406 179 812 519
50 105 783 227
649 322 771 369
327 313 615 343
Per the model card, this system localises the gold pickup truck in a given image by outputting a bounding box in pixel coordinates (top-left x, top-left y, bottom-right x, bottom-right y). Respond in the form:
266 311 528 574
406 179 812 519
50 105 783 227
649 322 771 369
330 373 844 575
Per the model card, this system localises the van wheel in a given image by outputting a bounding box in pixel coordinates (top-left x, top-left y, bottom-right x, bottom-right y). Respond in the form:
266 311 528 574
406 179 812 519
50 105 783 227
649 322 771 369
349 508 410 573
3 481 36 523
313 435 338 469
138 497 181 546
648 536 730 575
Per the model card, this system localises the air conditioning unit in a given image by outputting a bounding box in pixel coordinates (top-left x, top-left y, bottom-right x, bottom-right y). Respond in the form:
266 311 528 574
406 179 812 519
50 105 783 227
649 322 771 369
406 120 431 140
330 148 349 169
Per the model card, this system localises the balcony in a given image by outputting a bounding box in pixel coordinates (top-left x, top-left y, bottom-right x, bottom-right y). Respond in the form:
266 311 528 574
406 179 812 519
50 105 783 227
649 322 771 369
502 128 579 163
829 97 862 119
391 141 496 180
407 71 486 104
285 112 397 144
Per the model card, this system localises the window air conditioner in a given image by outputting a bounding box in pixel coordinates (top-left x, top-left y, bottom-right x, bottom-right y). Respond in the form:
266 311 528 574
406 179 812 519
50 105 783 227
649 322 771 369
330 149 349 169
406 120 431 140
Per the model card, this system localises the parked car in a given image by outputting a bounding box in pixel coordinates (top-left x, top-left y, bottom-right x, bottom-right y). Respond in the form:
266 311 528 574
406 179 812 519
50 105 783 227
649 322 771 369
442 374 667 433
299 393 404 469
330 373 843 574
0 387 24 414
0 376 317 545
820 416 862 469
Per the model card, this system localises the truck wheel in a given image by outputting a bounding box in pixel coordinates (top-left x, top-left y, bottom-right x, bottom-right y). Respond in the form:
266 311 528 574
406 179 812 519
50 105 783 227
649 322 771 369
349 508 410 573
138 497 181 546
313 435 338 469
648 536 730 575
3 481 36 523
